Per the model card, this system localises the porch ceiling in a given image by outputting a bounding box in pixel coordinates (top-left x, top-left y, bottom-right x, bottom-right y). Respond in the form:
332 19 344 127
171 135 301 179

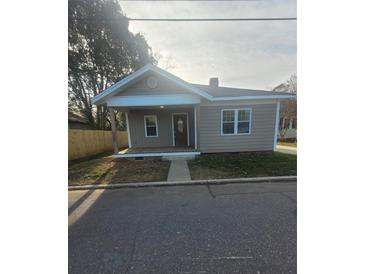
105 94 200 108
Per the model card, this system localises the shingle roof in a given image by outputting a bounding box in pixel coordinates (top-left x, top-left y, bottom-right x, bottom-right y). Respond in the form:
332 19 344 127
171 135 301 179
191 84 290 98
68 111 88 124
92 64 294 105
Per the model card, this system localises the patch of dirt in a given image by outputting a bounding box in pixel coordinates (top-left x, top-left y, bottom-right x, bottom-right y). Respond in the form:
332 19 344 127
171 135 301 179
69 157 170 186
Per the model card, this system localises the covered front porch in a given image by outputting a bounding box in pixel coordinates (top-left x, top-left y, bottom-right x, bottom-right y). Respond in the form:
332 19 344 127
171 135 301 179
90 64 206 158
108 103 200 158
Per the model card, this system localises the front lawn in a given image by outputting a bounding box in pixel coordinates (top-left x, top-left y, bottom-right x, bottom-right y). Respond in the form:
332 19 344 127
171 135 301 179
188 152 296 180
69 154 170 186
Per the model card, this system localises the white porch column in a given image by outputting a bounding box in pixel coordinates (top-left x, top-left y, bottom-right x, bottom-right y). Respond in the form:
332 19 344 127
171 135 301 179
125 111 132 148
108 107 119 154
194 105 198 150
273 101 281 151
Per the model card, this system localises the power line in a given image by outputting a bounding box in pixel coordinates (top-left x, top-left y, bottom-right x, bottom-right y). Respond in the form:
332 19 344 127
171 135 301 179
70 16 297 22
120 0 261 1
128 17 297 21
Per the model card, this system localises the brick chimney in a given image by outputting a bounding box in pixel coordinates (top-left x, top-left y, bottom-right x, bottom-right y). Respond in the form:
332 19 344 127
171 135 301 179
209 77 219 87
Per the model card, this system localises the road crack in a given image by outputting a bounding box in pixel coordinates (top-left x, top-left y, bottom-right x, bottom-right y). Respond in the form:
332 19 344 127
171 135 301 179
124 216 142 274
206 185 216 199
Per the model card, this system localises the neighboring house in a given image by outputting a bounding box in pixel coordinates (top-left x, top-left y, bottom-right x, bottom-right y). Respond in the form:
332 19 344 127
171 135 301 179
91 64 293 158
279 112 297 140
68 111 94 130
273 83 297 141
278 97 297 141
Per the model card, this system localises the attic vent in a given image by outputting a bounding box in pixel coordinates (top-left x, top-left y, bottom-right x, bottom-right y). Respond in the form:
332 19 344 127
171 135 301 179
147 76 158 89
209 77 219 87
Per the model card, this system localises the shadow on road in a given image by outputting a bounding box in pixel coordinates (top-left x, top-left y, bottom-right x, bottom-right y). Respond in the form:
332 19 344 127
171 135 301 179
68 182 297 274
68 166 114 215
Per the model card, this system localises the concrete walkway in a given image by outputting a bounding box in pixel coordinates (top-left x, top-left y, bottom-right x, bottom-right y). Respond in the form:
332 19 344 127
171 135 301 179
276 145 297 155
167 160 191 181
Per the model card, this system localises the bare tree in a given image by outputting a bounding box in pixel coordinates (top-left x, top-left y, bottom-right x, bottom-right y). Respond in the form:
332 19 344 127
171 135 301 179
287 74 297 94
154 52 176 70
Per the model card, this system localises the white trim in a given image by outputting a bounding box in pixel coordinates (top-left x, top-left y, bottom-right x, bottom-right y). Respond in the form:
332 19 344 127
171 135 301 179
194 106 197 150
113 151 201 158
144 115 158 138
92 64 212 104
221 108 252 136
221 109 235 136
200 100 278 107
211 95 293 101
150 65 213 100
273 101 280 151
171 113 190 147
92 65 151 104
106 94 200 107
125 112 132 148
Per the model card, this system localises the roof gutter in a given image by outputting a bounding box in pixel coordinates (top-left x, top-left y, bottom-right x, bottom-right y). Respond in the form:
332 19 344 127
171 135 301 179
210 95 294 101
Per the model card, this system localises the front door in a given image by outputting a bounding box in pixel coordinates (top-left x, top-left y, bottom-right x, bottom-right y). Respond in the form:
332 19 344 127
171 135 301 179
173 114 188 146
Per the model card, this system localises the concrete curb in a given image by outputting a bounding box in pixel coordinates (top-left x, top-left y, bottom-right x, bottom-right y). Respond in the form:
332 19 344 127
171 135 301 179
69 176 297 191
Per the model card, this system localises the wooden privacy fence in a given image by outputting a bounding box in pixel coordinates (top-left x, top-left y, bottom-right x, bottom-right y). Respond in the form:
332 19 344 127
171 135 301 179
68 129 128 160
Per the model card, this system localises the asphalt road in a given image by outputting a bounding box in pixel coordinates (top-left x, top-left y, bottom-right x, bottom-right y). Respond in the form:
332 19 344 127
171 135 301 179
69 182 297 274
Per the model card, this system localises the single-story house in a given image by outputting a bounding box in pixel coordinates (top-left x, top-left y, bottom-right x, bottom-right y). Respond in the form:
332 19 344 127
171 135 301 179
68 111 94 130
91 64 293 158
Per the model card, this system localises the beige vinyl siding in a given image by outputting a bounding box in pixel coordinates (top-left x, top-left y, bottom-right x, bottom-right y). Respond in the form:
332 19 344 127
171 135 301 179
128 108 195 148
199 103 277 153
118 74 191 96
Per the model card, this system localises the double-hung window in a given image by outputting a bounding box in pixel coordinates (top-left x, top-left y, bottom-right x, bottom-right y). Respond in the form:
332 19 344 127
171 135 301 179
221 109 251 135
237 109 251 134
144 115 158 137
222 110 235 134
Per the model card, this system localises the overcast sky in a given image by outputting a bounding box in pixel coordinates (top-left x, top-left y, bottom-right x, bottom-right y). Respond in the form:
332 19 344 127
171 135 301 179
120 0 296 90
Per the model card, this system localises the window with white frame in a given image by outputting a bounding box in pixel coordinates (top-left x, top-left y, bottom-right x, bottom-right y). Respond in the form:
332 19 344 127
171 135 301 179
221 109 251 135
222 110 235 134
144 115 158 137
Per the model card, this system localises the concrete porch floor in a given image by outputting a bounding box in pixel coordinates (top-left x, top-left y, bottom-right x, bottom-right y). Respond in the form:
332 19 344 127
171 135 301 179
114 146 200 158
119 146 197 154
